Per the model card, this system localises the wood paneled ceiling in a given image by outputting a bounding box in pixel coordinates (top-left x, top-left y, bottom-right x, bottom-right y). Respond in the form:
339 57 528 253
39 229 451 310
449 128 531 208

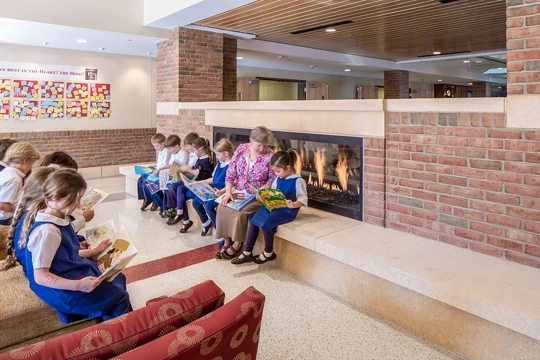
194 0 507 61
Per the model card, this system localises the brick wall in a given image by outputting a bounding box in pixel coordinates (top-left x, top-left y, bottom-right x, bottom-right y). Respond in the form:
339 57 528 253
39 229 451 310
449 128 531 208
363 136 386 227
507 0 540 95
384 70 409 99
157 110 212 143
384 111 540 268
223 37 238 102
0 128 156 168
472 82 489 97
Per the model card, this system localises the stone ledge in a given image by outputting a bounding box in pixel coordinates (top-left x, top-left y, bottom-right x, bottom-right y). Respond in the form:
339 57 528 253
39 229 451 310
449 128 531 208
276 207 540 341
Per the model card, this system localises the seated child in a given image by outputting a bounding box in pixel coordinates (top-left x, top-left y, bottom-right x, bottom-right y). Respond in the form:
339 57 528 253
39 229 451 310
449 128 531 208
16 169 132 323
37 150 79 170
0 143 40 225
231 149 307 265
162 132 199 218
191 139 233 241
170 137 214 232
0 139 18 172
138 133 170 213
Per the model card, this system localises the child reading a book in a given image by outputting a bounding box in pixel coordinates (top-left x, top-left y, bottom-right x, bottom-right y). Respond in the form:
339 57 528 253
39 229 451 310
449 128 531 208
162 133 199 218
0 143 41 225
232 149 307 265
0 138 18 172
15 169 132 323
170 137 214 233
191 139 233 241
138 133 170 213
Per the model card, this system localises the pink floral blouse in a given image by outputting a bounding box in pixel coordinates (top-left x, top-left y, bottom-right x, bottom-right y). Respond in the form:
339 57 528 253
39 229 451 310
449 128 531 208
225 143 276 194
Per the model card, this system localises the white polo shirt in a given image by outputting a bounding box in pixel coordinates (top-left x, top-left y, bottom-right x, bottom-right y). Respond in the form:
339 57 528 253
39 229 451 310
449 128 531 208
27 211 69 269
0 167 25 220
156 148 169 168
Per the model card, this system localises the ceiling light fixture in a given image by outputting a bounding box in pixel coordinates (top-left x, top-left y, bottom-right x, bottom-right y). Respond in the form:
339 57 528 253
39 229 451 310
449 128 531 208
236 56 243 60
433 51 441 55
76 39 87 43
438 79 443 81
291 20 352 35
475 60 482 63
42 42 49 45
463 60 470 63
344 69 351 72
147 52 152 55
468 83 473 85
99 47 105 51
325 28 336 32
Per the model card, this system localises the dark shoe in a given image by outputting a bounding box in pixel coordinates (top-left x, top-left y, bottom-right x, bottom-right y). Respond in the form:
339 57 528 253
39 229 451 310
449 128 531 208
179 220 193 233
168 214 183 225
254 252 277 264
221 243 243 260
158 208 164 217
231 253 254 265
140 201 151 211
201 223 213 236
150 204 159 211
215 245 229 259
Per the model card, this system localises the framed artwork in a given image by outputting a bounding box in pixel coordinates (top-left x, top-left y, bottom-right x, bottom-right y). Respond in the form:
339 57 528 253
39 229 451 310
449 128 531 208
40 81 65 99
90 83 111 100
65 82 89 99
39 101 64 119
0 79 10 98
13 80 40 99
89 101 110 118
11 100 39 121
0 99 9 120
66 100 88 118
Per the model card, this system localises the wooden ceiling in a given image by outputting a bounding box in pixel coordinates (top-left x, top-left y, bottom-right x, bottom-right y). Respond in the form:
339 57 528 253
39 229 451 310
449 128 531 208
194 0 507 61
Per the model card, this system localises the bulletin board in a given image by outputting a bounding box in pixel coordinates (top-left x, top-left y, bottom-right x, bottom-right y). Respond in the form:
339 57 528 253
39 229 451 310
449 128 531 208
40 101 64 119
40 81 65 99
13 80 40 99
12 100 39 121
66 100 88 118
0 99 9 119
65 82 90 100
0 79 10 98
89 101 110 118
90 83 111 100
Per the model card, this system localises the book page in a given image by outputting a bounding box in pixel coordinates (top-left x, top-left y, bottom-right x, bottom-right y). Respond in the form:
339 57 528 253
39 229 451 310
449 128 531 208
79 188 109 211
85 219 117 248
134 165 154 175
259 188 288 211
96 226 138 282
185 180 218 202
159 169 170 191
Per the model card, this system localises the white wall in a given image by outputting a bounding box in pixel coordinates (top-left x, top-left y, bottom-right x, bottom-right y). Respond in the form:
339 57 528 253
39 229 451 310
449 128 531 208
0 43 156 132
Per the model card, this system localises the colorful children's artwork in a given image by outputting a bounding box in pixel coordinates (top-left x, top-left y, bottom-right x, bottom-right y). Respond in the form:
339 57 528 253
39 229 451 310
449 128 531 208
0 79 11 98
89 101 111 118
185 180 218 202
0 99 9 120
39 101 64 119
65 82 89 99
11 100 39 121
90 83 111 100
85 219 117 249
40 81 65 99
13 80 40 99
79 188 109 211
66 100 87 118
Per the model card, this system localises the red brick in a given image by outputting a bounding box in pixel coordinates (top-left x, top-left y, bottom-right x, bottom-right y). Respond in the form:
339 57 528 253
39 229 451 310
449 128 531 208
506 207 540 221
411 208 438 220
425 220 452 234
438 137 469 147
365 182 385 192
400 160 425 171
411 153 437 163
524 198 540 210
486 172 522 183
388 202 410 214
425 183 452 194
411 171 437 182
524 175 540 186
455 148 486 158
424 201 452 214
486 214 522 228
470 159 502 170
400 126 424 134
470 138 504 149
425 127 452 136
505 229 540 245
388 185 411 196
507 16 524 28
399 214 423 227
486 236 523 252
411 226 437 240
485 192 520 206
439 175 467 187
411 135 437 144
524 130 540 141
425 145 453 155
364 206 385 218
505 140 540 152
399 178 424 189
524 221 540 233
425 164 453 174
507 84 524 95
504 162 540 174
399 143 424 152
525 244 540 257
438 156 467 166
454 167 486 179
387 220 410 232
439 235 468 248
388 150 411 160
411 189 437 201
469 242 503 258
453 207 485 220
468 179 502 192
364 157 386 167
439 194 468 208
505 184 539 197
487 150 523 161
505 252 540 269
454 228 485 242
453 187 484 199
388 134 411 142
364 215 385 227
454 128 486 137
525 153 540 163
388 168 410 178
470 221 503 236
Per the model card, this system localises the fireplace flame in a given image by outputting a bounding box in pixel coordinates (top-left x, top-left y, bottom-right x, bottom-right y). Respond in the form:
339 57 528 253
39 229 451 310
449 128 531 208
308 172 312 185
313 149 326 187
335 152 349 191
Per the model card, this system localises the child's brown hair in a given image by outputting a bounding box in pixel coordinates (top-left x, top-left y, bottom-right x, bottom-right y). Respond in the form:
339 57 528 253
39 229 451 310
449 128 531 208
183 132 199 146
270 149 300 174
164 135 181 148
3 142 40 164
1 167 56 270
0 139 18 161
151 133 166 144
192 137 211 157
36 151 79 170
213 139 234 156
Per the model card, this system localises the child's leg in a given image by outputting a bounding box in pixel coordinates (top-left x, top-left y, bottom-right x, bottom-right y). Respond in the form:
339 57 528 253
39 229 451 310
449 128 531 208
231 223 259 264
150 190 164 208
175 185 188 217
204 202 218 228
136 176 145 200
262 229 275 253
164 182 182 211
101 291 133 321
193 198 209 223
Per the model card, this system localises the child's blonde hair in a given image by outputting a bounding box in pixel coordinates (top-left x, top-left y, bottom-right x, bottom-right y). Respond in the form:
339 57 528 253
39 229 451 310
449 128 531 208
19 169 87 253
1 167 55 270
151 133 166 144
3 142 40 164
214 139 234 156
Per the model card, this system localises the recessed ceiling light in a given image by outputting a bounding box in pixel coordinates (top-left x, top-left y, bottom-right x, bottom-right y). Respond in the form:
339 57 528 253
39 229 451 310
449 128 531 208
76 39 87 43
497 67 503 69
42 42 49 45
433 51 441 55
463 60 470 63
236 56 243 60
147 52 152 55
437 79 443 81
326 28 336 32
127 39 132 42
277 55 284 59
468 82 473 85
344 69 351 72
475 60 482 63
99 47 105 51
498 86 502 88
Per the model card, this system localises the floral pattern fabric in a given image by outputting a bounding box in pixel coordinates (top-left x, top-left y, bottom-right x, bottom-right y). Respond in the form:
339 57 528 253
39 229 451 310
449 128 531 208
226 143 275 193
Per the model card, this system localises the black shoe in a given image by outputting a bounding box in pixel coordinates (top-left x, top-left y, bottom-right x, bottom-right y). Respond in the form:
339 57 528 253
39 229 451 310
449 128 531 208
231 253 254 265
180 220 193 233
201 223 213 236
150 204 159 211
168 214 182 225
140 201 151 211
158 208 164 217
254 252 277 264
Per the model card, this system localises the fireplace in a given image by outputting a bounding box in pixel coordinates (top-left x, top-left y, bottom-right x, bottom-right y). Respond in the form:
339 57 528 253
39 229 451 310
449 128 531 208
214 127 363 220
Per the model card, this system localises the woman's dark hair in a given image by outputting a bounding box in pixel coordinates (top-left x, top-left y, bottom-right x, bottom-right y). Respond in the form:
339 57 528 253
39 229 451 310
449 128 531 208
270 149 299 173
37 151 79 170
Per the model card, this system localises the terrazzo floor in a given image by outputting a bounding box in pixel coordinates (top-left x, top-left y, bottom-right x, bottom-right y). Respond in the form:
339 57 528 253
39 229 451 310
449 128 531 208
84 175 464 360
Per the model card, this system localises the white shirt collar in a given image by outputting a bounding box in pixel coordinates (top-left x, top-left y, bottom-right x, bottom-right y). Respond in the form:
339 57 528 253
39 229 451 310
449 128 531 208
198 155 209 159
0 160 7 168
3 166 26 178
284 174 302 179
219 160 230 167
35 211 71 226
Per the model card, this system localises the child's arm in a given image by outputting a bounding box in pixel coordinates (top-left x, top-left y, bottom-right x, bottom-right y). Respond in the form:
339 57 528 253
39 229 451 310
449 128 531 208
79 239 111 259
287 178 308 209
0 202 16 213
34 268 103 292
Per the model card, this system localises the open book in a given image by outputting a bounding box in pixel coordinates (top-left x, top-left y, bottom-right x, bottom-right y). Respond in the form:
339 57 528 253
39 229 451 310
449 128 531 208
85 219 117 248
169 163 194 180
180 173 218 202
79 188 109 211
95 225 138 282
215 190 256 211
249 184 288 212
134 165 154 175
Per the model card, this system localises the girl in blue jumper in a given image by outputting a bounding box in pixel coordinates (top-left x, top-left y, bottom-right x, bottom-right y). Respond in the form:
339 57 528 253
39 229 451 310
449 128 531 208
16 169 132 323
232 149 307 265
192 139 234 240
169 137 214 233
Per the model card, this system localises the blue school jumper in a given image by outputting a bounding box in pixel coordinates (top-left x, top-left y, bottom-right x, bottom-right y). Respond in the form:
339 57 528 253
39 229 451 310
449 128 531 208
193 163 229 225
250 177 300 233
25 220 131 323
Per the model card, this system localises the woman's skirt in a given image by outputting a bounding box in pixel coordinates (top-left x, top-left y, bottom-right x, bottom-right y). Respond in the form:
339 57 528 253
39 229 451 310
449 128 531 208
215 201 262 242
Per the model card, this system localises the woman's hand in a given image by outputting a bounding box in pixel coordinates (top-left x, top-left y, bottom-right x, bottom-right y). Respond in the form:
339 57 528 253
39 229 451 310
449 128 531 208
78 276 103 293
220 192 233 206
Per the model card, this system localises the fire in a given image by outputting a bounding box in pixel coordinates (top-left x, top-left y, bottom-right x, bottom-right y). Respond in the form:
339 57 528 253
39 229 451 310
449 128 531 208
335 152 349 191
313 148 326 186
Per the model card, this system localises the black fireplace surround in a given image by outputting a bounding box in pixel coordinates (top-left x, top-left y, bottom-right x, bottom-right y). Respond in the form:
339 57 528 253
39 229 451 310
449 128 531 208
214 127 363 221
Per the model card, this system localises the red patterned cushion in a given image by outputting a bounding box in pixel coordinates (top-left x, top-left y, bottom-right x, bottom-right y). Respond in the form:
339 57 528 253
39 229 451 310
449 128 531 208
111 286 265 360
0 280 225 360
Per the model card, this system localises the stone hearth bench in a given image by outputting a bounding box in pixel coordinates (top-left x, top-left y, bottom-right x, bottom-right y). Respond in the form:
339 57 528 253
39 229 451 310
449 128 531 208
118 165 202 228
272 207 540 360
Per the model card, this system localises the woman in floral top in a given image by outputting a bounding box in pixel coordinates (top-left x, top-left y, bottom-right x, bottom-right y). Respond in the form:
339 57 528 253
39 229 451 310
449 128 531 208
215 126 276 259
